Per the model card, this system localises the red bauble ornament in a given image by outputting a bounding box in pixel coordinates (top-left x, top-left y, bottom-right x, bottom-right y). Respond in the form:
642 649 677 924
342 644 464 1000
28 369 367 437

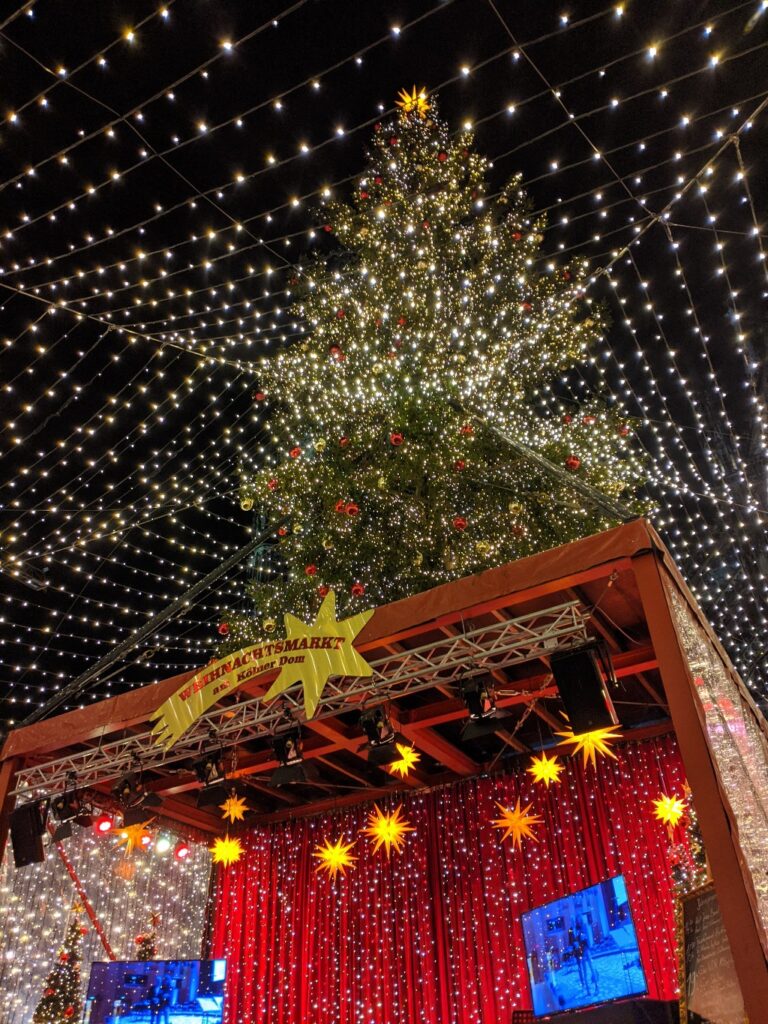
581 414 597 426
45 989 54 997
317 584 330 597
422 219 430 230
339 435 350 448
267 478 278 491
218 622 229 636
351 582 365 597
289 446 302 458
397 316 407 326
336 308 345 319
305 564 318 577
334 499 346 513
253 391 266 402
618 424 631 437
277 526 288 536
59 953 69 963
360 191 369 200
389 136 399 146
460 423 474 436
80 926 88 935
521 301 533 312
562 414 573 424
565 455 581 471
512 231 522 241
437 151 448 162
452 516 468 531
329 345 345 361
135 935 144 945
345 502 360 517
389 432 404 447
454 459 466 471
64 1008 74 1019
374 176 383 185
323 223 333 233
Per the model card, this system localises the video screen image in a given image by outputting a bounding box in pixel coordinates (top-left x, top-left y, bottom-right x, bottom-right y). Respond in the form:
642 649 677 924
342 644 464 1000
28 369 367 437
521 875 647 1017
83 958 226 1024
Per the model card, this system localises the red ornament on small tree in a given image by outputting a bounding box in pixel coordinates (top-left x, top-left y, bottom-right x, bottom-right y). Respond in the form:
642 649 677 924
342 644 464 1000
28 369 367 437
389 432 404 447
351 582 365 597
305 564 318 577
565 455 581 471
452 516 468 531
218 622 229 636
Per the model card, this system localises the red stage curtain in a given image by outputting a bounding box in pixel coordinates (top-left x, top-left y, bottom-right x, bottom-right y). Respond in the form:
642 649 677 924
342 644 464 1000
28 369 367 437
212 735 686 1023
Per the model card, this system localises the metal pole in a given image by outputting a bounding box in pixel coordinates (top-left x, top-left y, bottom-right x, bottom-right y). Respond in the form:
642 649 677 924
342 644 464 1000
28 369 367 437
22 518 287 725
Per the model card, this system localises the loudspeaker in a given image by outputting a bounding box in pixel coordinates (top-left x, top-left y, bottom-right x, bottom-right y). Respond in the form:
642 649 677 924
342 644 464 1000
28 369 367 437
10 801 47 868
550 643 619 733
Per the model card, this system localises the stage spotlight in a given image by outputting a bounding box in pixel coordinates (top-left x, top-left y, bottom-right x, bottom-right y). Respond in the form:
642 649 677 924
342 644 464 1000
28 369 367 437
174 839 191 861
93 813 115 835
112 772 145 808
269 729 316 786
460 677 507 741
50 788 84 823
193 750 225 788
154 835 172 855
360 707 401 765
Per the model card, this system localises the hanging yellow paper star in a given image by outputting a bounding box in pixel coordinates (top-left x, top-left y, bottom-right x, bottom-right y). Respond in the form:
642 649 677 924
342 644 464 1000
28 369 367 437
210 835 243 867
388 743 421 779
314 836 357 879
262 590 374 719
653 793 686 829
491 798 542 848
116 822 154 856
556 724 622 769
363 803 415 858
526 751 564 788
396 85 430 119
219 793 248 824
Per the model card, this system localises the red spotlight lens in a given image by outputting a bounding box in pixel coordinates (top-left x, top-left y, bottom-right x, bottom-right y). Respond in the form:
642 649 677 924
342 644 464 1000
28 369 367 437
93 813 114 835
174 840 191 861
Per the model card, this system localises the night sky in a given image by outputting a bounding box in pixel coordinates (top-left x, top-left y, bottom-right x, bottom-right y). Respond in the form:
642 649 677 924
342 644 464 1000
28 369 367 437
0 0 766 727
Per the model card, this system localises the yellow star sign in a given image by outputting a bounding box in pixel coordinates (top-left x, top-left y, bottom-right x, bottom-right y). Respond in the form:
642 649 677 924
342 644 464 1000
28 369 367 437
220 793 248 825
262 590 374 719
396 85 430 119
363 804 415 858
526 751 564 788
210 835 244 867
314 836 357 879
556 724 622 769
491 798 542 849
388 743 421 779
653 793 686 829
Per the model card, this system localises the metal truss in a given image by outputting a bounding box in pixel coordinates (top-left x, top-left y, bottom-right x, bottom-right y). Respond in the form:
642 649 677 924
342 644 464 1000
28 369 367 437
12 600 589 799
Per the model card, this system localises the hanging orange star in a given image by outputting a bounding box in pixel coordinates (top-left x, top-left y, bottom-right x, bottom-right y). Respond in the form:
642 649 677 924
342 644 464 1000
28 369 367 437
491 798 542 849
388 743 421 779
116 822 154 855
219 793 248 824
526 751 564 788
210 835 243 867
396 86 430 119
314 836 357 879
363 803 415 858
556 724 622 769
653 793 686 829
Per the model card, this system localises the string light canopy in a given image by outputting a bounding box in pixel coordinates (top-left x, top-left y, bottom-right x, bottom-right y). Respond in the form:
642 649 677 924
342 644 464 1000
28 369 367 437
0 0 766 733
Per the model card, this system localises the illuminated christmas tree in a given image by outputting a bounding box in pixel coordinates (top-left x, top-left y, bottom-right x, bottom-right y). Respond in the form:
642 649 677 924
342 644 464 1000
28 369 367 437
229 89 644 643
134 911 160 961
32 905 86 1024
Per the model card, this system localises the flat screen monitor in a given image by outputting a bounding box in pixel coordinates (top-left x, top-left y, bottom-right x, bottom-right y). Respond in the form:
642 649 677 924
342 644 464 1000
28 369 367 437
521 875 647 1017
82 958 226 1024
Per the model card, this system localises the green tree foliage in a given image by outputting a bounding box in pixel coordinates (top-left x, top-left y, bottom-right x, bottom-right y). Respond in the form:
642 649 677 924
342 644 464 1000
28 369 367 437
228 91 644 648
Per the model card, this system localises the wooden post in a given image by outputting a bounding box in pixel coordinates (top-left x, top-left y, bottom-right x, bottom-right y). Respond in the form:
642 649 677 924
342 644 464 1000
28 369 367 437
0 756 20 865
633 551 768 1019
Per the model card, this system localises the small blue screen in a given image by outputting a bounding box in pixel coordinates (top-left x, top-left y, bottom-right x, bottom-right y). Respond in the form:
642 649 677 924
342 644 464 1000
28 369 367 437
521 875 647 1017
83 959 226 1024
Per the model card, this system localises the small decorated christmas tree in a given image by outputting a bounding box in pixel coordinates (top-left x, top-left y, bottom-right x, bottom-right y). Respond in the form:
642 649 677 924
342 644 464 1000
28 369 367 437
32 904 87 1024
226 87 644 647
669 784 708 897
134 911 160 960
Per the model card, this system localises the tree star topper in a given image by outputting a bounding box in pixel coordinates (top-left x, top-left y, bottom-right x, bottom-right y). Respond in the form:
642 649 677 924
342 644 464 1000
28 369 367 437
151 590 373 748
396 85 430 119
491 798 542 849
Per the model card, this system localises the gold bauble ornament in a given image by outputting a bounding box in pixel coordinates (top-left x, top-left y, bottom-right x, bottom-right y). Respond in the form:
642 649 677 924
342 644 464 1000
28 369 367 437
456 354 466 364
508 501 523 515
240 496 253 512
417 260 428 271
372 363 384 375
315 438 327 453
413 552 423 566
322 537 334 550
359 227 370 237
475 540 492 556
263 618 276 634
536 492 551 506
292 523 303 534
377 476 387 491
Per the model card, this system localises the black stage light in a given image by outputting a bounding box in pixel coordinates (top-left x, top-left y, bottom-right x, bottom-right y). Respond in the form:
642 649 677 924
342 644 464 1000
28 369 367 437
50 789 84 822
550 641 619 733
459 677 508 741
359 707 400 764
269 729 316 786
122 805 153 827
112 773 145 808
193 751 225 788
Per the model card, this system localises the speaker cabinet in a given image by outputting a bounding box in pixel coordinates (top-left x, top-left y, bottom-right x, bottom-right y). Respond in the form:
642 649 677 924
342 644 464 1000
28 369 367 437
550 643 619 734
10 801 47 867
